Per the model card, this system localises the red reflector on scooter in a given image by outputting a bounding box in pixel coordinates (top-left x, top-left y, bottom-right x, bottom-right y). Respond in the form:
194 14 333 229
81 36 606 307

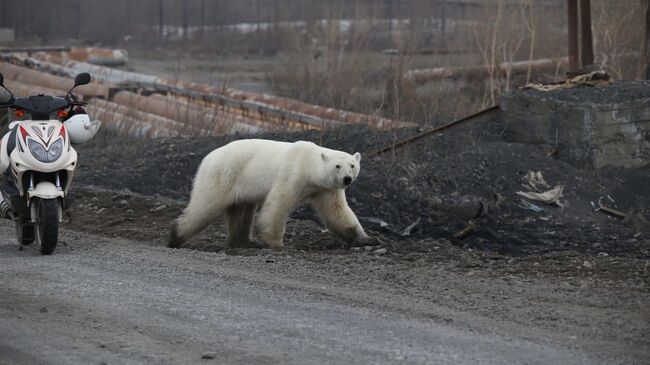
19 126 29 141
60 125 66 139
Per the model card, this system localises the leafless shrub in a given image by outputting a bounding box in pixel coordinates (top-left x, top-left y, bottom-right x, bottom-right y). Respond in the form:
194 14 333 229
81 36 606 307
592 0 646 79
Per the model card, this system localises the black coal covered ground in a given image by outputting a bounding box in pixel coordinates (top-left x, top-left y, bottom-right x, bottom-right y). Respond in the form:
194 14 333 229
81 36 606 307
74 119 650 258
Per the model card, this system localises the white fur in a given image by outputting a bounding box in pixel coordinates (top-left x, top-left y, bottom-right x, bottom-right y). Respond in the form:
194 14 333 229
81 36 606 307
171 139 368 248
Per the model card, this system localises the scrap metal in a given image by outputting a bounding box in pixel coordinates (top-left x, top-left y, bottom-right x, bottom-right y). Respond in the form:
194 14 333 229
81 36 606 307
368 105 501 157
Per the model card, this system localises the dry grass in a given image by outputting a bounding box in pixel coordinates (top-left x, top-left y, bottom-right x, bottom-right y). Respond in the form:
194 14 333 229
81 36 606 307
120 1 646 126
266 1 645 125
592 0 646 79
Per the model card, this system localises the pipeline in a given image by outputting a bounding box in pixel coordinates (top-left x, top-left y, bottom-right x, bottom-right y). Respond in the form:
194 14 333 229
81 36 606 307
0 62 109 98
404 58 568 84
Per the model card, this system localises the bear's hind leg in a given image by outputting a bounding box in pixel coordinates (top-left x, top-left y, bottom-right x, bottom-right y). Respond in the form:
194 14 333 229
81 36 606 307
256 189 297 249
225 204 257 248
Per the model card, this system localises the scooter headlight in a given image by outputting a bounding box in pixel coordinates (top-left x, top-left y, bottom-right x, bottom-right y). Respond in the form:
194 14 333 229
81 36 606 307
28 138 63 163
47 139 64 162
27 139 48 163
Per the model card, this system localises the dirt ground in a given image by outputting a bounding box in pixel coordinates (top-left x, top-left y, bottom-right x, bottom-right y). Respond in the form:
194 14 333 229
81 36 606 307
66 112 650 287
2 221 647 364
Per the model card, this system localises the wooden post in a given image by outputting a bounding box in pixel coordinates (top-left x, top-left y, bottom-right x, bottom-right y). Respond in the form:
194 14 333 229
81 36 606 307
567 0 579 73
75 0 81 39
182 0 189 40
200 0 205 38
579 0 594 67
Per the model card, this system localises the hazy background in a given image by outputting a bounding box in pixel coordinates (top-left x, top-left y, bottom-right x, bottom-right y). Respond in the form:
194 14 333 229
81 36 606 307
1 0 646 124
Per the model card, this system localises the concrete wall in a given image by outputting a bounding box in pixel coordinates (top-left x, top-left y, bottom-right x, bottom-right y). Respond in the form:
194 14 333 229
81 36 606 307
500 85 650 169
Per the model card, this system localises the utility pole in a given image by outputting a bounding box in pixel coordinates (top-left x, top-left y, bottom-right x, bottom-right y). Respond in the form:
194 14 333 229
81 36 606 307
182 0 189 40
579 0 593 67
567 0 579 73
200 0 205 38
159 0 164 41
75 0 81 39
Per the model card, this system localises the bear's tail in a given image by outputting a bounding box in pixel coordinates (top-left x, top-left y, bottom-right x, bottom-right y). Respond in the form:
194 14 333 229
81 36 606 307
168 222 184 248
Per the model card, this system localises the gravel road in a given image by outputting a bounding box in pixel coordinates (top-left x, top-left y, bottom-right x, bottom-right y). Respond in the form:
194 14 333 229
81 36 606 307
0 220 647 365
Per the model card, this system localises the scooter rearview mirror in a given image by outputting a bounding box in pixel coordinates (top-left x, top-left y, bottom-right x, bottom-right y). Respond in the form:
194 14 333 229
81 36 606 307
74 73 91 87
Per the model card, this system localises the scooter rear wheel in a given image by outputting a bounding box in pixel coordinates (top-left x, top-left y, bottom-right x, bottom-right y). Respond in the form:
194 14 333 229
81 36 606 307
36 199 59 255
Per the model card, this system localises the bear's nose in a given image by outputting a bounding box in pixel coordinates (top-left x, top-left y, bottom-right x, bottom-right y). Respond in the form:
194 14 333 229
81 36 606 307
343 176 352 186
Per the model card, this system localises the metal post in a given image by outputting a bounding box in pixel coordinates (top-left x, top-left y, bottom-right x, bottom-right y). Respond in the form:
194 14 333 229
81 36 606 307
567 0 579 73
579 0 594 67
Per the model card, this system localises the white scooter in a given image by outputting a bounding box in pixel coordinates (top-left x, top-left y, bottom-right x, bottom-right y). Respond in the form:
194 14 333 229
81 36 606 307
0 72 100 254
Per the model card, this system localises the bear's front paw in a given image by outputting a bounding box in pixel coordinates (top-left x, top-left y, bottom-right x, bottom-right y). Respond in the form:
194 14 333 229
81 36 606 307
354 231 386 247
263 239 284 250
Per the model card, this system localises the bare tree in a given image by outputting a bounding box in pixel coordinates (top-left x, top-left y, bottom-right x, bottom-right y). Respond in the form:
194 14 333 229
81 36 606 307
646 0 650 79
159 0 165 40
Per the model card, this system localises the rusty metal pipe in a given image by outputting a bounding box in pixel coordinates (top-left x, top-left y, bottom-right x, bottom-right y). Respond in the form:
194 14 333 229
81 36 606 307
0 62 108 98
112 91 273 136
405 58 568 84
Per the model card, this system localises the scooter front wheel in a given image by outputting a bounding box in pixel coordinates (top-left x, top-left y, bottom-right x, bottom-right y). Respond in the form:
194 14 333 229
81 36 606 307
35 199 60 255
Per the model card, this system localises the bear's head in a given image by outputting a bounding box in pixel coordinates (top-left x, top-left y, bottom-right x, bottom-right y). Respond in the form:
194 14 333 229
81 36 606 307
320 151 361 189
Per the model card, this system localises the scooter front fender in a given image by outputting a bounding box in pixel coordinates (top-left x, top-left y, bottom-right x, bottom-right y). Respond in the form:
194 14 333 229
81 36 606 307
27 182 64 201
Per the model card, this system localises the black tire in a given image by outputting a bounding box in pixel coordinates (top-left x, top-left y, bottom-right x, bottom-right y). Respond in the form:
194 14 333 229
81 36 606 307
36 199 60 255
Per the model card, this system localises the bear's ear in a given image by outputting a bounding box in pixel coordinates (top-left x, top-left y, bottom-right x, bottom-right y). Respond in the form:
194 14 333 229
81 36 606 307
353 152 361 162
321 153 328 162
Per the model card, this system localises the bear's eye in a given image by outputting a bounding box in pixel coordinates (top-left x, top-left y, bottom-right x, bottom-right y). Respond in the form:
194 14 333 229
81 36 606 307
351 165 355 169
335 165 341 169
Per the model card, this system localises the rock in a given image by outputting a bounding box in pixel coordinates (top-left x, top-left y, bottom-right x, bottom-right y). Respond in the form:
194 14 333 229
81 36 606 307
582 260 593 268
430 195 486 218
39 307 48 313
373 248 388 255
351 247 361 252
95 208 107 214
149 204 167 213
623 214 650 233
363 246 373 251
119 200 129 206
201 352 217 360
597 252 609 257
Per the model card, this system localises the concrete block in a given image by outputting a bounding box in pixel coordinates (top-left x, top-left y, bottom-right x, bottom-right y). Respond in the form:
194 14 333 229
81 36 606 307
499 81 650 168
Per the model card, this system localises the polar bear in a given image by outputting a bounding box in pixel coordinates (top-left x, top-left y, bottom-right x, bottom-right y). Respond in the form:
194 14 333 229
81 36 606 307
168 139 370 249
